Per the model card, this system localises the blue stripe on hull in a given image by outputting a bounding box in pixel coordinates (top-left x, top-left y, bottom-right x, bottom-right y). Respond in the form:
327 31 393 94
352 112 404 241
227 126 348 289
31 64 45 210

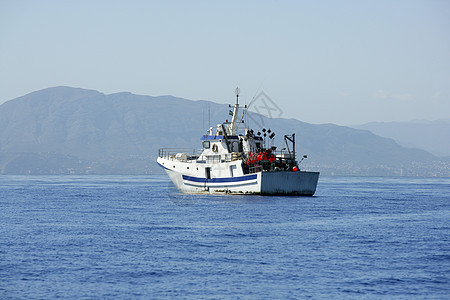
182 174 257 183
184 181 258 189
157 162 170 170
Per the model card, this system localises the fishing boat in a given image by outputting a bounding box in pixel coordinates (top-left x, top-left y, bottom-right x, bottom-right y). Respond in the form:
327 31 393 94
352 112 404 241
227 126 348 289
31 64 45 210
157 88 319 195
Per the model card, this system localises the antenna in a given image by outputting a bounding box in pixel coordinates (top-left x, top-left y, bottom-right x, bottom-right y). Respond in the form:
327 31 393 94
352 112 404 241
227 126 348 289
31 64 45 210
235 87 240 104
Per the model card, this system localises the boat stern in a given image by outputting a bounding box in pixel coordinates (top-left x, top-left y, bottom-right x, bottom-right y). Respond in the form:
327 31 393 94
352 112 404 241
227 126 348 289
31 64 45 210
260 171 319 196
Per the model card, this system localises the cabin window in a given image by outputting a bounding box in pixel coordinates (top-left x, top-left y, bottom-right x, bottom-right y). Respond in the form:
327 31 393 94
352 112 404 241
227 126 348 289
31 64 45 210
203 141 210 149
230 165 236 177
231 141 240 152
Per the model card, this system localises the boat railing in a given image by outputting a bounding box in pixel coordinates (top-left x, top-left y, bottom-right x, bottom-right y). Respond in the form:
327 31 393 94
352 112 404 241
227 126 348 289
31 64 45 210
158 148 203 161
205 155 221 164
248 164 262 174
199 153 240 163
274 151 295 160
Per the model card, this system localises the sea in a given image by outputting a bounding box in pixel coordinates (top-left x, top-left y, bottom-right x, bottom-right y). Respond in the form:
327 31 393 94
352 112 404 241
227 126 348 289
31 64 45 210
1 175 449 299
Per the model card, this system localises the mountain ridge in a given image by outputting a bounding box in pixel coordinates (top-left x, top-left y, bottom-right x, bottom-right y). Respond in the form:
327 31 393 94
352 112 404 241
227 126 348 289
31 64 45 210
353 119 450 157
1 87 448 176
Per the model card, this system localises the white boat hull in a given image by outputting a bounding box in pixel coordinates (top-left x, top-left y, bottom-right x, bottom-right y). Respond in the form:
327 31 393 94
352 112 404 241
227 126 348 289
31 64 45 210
158 157 319 196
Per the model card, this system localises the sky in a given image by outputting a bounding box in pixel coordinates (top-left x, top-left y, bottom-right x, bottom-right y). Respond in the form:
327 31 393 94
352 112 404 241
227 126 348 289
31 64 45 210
1 0 449 125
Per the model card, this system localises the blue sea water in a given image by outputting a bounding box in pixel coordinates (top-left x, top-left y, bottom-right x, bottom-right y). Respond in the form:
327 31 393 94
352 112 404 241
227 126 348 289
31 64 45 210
1 175 449 299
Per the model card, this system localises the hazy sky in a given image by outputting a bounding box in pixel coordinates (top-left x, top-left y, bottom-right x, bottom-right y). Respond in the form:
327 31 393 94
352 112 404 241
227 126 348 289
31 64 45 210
1 0 449 125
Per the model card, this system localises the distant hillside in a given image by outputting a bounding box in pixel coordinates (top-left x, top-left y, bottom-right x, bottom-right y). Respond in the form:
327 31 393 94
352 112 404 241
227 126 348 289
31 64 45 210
0 87 448 176
0 87 218 174
353 120 450 157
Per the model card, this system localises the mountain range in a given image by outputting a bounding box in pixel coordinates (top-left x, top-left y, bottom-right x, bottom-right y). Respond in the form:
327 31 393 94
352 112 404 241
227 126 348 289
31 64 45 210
352 120 450 158
0 86 448 176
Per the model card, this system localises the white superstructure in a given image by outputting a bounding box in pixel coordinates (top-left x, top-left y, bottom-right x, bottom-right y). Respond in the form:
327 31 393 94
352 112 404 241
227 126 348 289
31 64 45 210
157 88 319 195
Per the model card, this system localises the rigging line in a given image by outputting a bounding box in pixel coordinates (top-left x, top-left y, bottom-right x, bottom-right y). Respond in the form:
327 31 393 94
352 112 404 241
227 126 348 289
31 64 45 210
246 80 265 130
208 103 211 130
248 80 265 109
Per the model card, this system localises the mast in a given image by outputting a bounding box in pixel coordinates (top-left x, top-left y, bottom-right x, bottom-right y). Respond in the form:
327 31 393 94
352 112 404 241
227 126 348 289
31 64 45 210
228 87 240 136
